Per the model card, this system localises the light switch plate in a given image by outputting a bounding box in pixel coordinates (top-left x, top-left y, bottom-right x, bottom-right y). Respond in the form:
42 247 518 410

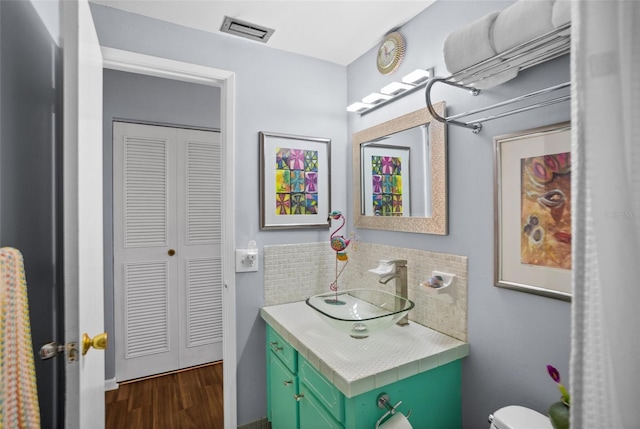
235 249 258 272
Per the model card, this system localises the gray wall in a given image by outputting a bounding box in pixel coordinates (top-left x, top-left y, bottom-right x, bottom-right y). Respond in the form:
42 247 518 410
1 1 64 426
347 2 571 428
102 69 221 380
91 4 348 424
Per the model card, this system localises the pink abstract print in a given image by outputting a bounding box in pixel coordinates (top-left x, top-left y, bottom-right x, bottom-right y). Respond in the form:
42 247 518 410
520 151 571 269
275 147 319 215
371 155 403 216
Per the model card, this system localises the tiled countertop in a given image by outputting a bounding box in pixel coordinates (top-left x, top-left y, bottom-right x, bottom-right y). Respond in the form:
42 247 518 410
260 301 469 398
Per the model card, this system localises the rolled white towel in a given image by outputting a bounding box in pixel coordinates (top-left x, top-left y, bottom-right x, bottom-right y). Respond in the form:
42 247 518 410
552 0 572 27
443 11 499 74
492 0 555 54
552 0 571 36
505 37 570 69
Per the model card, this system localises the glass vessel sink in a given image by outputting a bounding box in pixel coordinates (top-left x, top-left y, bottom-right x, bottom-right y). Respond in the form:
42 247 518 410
305 289 415 339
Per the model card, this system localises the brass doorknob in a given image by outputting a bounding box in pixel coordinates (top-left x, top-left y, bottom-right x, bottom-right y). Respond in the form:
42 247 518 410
82 332 108 356
168 249 176 256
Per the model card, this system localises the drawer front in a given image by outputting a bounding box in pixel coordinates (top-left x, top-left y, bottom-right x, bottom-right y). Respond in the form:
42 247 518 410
299 386 344 429
299 356 344 423
268 326 297 373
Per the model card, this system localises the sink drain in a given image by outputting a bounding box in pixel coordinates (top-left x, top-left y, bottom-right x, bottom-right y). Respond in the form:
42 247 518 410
350 323 369 339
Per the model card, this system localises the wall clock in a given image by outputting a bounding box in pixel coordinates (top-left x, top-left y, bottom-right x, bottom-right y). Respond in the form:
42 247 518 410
376 32 406 75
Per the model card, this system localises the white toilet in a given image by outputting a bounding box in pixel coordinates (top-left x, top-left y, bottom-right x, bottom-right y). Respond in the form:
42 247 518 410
489 405 554 429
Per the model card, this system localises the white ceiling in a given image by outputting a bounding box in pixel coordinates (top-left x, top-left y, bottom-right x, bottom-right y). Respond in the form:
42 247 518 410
89 0 436 65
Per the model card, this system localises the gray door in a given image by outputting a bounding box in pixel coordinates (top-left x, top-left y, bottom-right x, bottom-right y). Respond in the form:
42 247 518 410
0 2 64 427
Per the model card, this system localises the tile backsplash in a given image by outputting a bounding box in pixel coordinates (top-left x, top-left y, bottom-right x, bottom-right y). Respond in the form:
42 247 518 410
263 242 468 342
263 242 337 306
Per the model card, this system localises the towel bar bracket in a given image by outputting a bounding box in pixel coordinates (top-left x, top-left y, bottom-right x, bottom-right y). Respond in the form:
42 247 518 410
425 77 483 133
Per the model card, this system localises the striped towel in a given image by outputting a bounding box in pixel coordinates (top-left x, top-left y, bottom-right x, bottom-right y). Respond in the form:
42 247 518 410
0 248 41 428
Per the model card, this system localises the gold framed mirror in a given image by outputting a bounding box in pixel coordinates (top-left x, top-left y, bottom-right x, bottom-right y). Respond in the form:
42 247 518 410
352 102 447 234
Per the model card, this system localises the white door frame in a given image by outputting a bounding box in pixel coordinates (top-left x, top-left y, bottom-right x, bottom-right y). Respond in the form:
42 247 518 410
101 47 237 428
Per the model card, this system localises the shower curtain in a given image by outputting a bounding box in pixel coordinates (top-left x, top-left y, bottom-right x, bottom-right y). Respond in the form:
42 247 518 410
571 1 640 428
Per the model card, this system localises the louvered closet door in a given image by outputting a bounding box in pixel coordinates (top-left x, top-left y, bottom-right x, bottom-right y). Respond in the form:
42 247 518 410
176 128 223 368
113 123 222 382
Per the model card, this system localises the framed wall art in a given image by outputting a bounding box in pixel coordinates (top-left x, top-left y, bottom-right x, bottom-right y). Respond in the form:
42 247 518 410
361 145 411 216
259 132 331 230
494 122 572 301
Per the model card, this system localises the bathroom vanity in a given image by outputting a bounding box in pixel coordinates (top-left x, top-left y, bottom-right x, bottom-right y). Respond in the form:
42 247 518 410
261 301 469 429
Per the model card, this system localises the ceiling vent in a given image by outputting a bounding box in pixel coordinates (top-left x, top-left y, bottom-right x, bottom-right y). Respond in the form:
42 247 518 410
220 16 275 43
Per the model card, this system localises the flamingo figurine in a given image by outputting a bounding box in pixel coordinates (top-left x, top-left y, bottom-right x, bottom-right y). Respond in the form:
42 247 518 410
328 210 351 295
328 210 351 261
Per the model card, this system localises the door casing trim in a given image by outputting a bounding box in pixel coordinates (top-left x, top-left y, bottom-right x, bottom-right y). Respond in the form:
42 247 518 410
101 47 237 428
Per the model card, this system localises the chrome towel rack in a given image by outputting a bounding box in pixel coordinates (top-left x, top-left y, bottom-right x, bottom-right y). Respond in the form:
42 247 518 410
426 23 571 133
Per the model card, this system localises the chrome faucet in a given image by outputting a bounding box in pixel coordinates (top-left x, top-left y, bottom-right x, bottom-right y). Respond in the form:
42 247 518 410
377 260 409 326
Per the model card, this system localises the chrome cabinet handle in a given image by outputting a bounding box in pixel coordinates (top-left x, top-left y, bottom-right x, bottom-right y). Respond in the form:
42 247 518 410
270 341 283 351
283 380 293 386
294 394 305 401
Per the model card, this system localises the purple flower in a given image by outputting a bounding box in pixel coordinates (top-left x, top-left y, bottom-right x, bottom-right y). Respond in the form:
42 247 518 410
547 365 561 383
547 365 570 405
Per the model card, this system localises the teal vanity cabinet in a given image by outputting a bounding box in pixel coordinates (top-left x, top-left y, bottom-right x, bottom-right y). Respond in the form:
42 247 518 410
268 326 300 429
269 351 298 429
298 355 345 428
268 326 344 428
266 324 464 429
341 363 462 429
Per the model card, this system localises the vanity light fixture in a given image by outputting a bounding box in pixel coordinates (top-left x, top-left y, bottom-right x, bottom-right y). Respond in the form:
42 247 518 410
402 68 432 85
380 81 414 95
362 92 392 104
347 68 434 115
347 102 374 113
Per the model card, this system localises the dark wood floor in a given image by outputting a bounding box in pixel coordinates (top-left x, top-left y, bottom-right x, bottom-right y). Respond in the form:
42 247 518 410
106 362 224 429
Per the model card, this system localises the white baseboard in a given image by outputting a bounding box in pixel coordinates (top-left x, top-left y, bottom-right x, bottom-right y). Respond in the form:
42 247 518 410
105 377 119 391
